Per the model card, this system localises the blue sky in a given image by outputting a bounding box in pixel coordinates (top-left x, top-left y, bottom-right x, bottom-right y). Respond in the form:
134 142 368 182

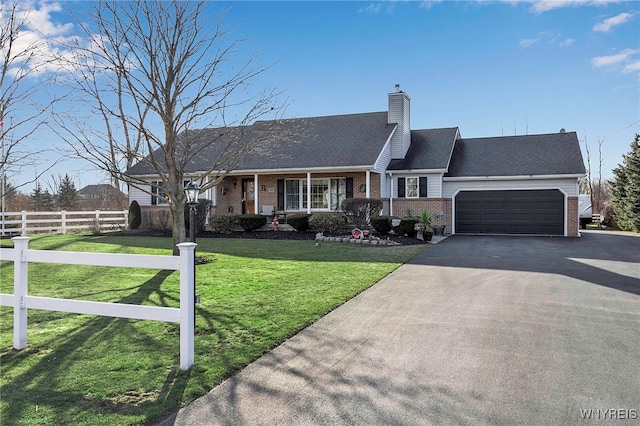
6 0 640 192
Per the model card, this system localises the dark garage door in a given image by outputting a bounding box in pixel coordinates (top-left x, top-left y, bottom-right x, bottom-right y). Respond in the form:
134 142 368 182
455 190 564 235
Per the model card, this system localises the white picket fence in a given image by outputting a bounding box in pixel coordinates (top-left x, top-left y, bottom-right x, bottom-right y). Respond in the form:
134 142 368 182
0 210 128 236
0 237 196 370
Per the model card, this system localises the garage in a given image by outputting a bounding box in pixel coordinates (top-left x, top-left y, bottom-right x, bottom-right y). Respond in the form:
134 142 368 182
455 189 565 235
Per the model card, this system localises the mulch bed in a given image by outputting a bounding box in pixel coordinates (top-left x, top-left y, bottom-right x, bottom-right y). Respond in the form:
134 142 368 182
113 229 428 245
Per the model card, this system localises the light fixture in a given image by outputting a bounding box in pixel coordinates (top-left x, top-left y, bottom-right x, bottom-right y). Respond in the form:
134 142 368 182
185 182 200 205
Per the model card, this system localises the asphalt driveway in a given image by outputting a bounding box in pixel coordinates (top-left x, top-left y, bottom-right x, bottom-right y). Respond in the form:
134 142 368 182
160 231 640 425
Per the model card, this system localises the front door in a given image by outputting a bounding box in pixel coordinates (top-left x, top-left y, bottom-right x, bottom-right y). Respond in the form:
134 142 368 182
242 179 255 214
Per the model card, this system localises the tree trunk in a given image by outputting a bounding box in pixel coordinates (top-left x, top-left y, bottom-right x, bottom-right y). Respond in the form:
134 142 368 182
171 200 187 256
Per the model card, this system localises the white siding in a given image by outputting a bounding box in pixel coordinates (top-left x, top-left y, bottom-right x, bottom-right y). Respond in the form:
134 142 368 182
427 174 443 198
380 173 391 198
388 91 410 160
443 177 580 198
373 131 394 173
129 184 152 206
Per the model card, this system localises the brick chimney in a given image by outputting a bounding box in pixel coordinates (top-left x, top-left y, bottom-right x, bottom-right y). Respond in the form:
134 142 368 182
388 84 411 159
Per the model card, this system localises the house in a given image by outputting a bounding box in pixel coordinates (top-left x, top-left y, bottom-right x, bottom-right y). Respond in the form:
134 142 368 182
126 85 586 236
78 184 128 210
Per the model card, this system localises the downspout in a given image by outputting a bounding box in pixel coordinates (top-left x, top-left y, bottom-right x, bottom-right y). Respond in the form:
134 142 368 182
388 172 394 216
306 172 311 215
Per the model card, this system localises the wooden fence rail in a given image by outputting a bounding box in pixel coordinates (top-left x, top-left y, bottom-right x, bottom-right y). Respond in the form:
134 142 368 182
0 210 128 236
0 237 196 370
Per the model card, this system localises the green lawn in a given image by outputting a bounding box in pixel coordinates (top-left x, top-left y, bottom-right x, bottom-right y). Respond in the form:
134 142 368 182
0 234 425 425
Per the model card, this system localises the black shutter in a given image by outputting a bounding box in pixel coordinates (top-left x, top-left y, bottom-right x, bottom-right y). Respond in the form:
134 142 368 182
398 177 406 198
346 178 353 199
151 182 157 206
419 177 428 198
277 179 284 210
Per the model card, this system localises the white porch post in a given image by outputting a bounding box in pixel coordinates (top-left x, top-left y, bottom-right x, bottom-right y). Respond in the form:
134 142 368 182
306 173 312 214
365 170 371 198
254 174 259 214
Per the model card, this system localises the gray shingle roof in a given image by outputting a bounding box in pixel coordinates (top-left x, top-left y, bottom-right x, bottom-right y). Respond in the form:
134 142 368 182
387 127 459 171
445 131 586 177
126 112 395 175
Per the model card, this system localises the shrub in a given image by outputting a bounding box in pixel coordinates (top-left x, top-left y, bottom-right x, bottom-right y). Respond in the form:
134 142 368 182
286 213 310 232
209 213 237 234
393 217 418 237
236 214 267 231
309 212 348 234
371 215 393 235
184 199 213 234
128 200 142 229
341 198 383 228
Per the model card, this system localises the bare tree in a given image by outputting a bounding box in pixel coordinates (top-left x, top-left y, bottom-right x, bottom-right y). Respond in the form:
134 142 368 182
52 1 285 253
582 134 611 222
1 1 62 212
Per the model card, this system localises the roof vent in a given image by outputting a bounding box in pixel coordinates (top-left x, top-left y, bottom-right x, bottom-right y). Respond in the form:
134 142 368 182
395 84 401 93
559 128 566 133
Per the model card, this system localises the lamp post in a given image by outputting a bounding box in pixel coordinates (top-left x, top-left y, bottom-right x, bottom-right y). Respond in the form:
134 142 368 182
184 182 200 325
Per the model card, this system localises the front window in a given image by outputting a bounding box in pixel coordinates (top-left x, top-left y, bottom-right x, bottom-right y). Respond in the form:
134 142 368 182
151 181 167 205
406 177 419 198
285 178 347 211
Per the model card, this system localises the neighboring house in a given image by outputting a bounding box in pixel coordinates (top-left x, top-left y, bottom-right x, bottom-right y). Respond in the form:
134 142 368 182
126 85 586 237
78 184 128 210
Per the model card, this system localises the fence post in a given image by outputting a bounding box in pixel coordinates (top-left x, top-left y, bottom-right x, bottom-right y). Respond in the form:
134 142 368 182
21 211 27 236
61 210 67 234
12 236 30 349
177 242 196 370
95 210 100 233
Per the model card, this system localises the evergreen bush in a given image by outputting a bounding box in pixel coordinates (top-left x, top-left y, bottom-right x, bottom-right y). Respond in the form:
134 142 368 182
393 217 418 237
371 216 393 234
209 213 237 234
286 214 310 232
309 212 348 234
128 200 142 229
236 214 267 231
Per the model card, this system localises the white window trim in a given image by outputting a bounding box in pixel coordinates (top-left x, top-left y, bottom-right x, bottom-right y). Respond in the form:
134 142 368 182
406 177 419 198
284 177 347 212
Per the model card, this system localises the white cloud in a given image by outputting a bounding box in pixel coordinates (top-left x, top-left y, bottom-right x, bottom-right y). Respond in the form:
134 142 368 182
526 0 621 14
560 38 576 47
420 0 444 10
1 1 77 78
519 31 575 49
622 61 640 74
591 48 640 70
593 12 634 32
519 37 540 48
358 3 382 14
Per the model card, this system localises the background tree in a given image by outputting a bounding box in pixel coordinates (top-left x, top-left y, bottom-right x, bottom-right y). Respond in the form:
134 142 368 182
611 134 640 232
30 182 55 211
53 0 285 253
57 174 79 210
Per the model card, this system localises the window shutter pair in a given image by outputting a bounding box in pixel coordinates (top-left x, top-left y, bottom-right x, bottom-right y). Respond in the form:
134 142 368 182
397 177 427 198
